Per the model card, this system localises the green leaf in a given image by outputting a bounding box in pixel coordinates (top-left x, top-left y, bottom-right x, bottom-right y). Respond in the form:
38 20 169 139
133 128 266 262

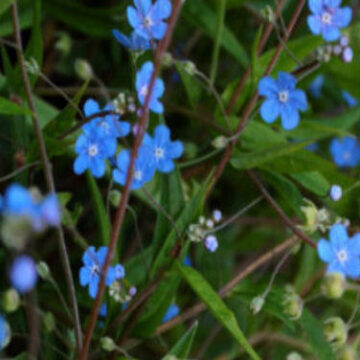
176 262 260 360
0 0 14 16
165 321 198 359
86 172 110 246
0 96 32 115
300 309 335 360
290 171 330 196
183 0 248 67
231 140 313 171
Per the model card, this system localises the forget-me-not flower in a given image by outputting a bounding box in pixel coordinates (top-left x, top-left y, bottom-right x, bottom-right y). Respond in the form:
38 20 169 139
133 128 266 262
9 255 38 293
307 0 352 42
258 72 307 130
136 61 165 114
79 246 116 299
113 146 156 190
127 0 172 41
83 99 130 139
318 224 360 279
143 125 183 173
162 304 179 323
330 136 360 167
112 29 150 51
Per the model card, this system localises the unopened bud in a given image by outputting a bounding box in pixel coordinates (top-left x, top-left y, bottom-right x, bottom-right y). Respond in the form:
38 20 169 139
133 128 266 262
212 135 228 149
36 262 51 280
101 337 116 352
342 47 353 63
204 235 218 253
55 32 72 56
182 61 196 76
324 317 347 350
282 286 303 321
330 185 342 202
2 289 20 313
261 5 275 23
250 296 265 315
286 352 303 360
322 272 345 299
212 210 222 223
340 35 349 47
109 190 122 207
162 52 174 67
43 312 55 333
74 59 93 81
336 346 359 360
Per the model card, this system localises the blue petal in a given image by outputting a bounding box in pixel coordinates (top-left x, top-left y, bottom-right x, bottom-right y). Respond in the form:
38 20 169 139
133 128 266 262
97 246 108 266
277 72 297 90
105 266 116 286
83 247 96 266
84 98 100 118
127 6 142 28
112 29 131 48
150 99 164 114
158 159 174 173
317 239 334 262
258 76 278 97
134 0 151 14
308 0 323 14
151 22 167 40
151 0 172 20
89 277 100 298
329 224 348 250
153 78 165 98
349 234 360 255
113 169 126 185
116 121 131 137
333 7 352 28
327 260 345 276
167 140 183 159
80 267 91 286
75 134 88 153
260 99 280 124
89 157 106 178
307 15 322 35
280 104 300 130
323 25 341 42
345 256 360 279
154 125 170 144
74 155 89 175
324 0 341 7
290 89 307 112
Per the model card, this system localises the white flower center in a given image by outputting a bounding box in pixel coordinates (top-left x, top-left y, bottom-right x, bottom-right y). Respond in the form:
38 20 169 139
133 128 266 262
88 144 99 157
144 16 153 28
154 146 164 160
337 250 348 263
140 85 148 98
134 169 142 181
343 152 351 160
278 91 289 103
91 264 99 275
321 12 332 24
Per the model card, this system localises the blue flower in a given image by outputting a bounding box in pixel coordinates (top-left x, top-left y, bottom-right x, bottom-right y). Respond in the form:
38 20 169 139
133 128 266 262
3 184 61 231
9 255 38 293
307 0 352 42
183 255 192 267
330 136 360 167
114 264 125 280
83 99 130 139
258 72 307 130
99 303 107 318
143 125 183 173
342 91 358 107
204 235 218 253
79 246 116 299
127 0 172 41
329 184 342 202
162 304 179 323
113 146 156 190
318 224 360 279
73 129 116 178
136 61 165 114
309 74 324 98
0 315 10 351
112 29 150 51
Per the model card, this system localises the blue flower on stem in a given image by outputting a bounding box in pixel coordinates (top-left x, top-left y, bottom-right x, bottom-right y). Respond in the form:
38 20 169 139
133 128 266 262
0 315 10 351
136 61 165 114
318 224 360 279
143 125 183 173
73 128 116 178
112 29 150 51
113 146 156 190
258 72 307 130
79 246 116 299
114 264 125 280
162 304 179 323
330 136 360 167
307 0 352 42
83 99 130 139
9 255 38 293
127 0 172 41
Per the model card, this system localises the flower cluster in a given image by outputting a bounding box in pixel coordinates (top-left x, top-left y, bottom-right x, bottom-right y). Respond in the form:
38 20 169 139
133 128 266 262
317 224 360 279
258 72 308 130
79 246 126 299
330 136 360 168
188 210 222 253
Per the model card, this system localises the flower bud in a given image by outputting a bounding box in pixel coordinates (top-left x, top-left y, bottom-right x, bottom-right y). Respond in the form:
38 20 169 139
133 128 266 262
42 312 55 333
101 337 116 352
205 219 214 229
336 346 359 360
55 32 72 56
286 352 303 360
323 317 347 350
261 5 275 24
212 210 222 223
74 59 93 81
182 61 196 76
109 190 122 208
330 185 342 202
204 235 218 253
1 216 32 251
162 52 174 67
2 289 20 313
36 261 51 281
212 136 228 149
321 272 345 299
282 286 303 321
250 296 265 315
333 44 342 55
340 35 349 47
342 47 353 63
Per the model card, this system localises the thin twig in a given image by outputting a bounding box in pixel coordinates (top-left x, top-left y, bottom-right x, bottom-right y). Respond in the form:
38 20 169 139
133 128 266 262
11 2 82 352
